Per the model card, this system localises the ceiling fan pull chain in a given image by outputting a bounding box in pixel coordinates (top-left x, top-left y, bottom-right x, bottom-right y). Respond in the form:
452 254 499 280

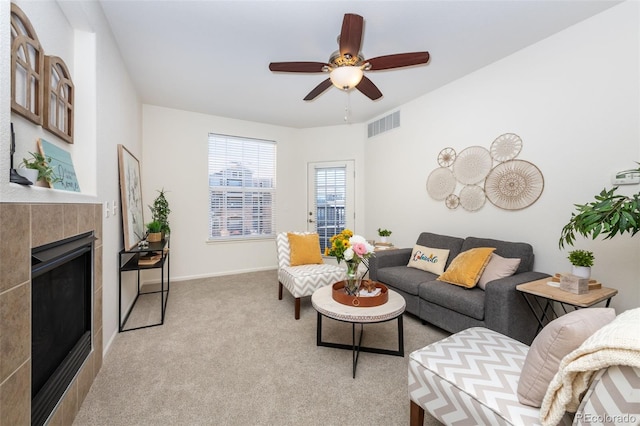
344 91 352 123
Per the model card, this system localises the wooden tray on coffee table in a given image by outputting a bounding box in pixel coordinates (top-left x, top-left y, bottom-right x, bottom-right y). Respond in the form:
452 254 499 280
332 280 388 307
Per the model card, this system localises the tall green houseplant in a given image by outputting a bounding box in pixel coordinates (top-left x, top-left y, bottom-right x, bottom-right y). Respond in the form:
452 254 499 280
149 188 171 235
559 164 640 248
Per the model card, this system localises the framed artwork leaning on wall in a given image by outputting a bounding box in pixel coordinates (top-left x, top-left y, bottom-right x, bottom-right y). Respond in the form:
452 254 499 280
118 144 145 250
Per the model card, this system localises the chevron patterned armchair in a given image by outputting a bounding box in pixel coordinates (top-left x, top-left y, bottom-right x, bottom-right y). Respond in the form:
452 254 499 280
276 232 346 319
409 308 640 426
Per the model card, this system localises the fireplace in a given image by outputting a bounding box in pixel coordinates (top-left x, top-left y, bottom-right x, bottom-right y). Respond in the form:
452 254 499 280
31 231 94 426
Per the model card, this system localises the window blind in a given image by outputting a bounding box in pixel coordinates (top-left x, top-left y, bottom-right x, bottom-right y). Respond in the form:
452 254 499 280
208 133 276 240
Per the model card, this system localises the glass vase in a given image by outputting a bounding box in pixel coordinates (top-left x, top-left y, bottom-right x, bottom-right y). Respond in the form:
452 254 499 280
344 261 362 296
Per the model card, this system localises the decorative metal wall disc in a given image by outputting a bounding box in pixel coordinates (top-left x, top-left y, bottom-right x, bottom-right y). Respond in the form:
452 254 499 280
452 146 492 185
485 160 544 210
437 147 456 167
490 133 522 162
459 185 486 211
445 194 459 210
427 167 456 201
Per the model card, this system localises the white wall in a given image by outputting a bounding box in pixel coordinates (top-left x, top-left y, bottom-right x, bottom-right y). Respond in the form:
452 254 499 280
0 0 143 354
365 1 640 314
2 1 638 360
142 3 638 314
299 123 368 231
142 105 299 280
142 105 369 279
82 2 143 351
1 0 95 203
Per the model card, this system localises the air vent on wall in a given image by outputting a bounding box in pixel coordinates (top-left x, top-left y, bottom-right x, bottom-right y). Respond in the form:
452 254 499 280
368 111 400 138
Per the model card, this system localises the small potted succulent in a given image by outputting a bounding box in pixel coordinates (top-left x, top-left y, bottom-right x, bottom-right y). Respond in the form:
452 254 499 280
568 249 594 279
377 228 392 243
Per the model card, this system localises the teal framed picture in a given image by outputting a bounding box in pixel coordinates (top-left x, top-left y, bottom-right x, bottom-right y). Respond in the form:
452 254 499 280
37 138 80 192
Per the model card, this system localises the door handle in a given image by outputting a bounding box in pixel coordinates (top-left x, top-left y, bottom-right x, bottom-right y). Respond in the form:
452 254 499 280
308 219 315 223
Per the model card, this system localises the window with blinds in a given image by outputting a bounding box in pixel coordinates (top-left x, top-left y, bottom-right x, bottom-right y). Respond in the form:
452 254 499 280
208 133 276 240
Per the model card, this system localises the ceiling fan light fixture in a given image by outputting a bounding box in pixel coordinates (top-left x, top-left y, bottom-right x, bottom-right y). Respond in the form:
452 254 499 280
329 66 363 90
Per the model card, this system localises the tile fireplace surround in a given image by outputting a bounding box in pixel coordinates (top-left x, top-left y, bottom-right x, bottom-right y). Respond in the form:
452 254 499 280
0 203 103 425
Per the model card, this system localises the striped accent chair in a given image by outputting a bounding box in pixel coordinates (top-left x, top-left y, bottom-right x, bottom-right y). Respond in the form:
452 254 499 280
409 327 572 425
276 232 346 319
409 326 640 425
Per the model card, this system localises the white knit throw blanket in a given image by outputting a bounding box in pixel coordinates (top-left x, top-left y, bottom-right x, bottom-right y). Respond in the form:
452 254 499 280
540 307 640 426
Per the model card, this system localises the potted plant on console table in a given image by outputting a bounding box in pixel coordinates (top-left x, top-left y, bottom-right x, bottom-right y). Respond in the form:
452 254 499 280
146 221 163 243
149 188 171 239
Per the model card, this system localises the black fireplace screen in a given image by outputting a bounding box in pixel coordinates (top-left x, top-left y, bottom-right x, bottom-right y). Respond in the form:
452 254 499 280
31 231 94 426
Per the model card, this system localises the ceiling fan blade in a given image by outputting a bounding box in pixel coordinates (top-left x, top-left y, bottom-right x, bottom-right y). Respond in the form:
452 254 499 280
366 52 430 71
303 79 333 101
269 62 327 73
339 13 364 58
356 76 382 100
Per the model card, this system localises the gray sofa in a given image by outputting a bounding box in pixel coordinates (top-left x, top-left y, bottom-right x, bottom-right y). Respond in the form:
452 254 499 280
369 232 549 345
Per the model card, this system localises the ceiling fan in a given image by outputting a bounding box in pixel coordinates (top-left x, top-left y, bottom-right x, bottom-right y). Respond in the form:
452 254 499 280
268 13 430 101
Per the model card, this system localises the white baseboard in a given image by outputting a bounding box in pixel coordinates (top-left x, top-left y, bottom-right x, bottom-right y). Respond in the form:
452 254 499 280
142 266 277 285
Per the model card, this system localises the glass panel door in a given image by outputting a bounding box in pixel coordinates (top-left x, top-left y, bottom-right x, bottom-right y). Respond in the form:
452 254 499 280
307 161 354 253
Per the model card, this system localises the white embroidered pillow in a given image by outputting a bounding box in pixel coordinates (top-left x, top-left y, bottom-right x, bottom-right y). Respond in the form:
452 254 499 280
407 245 450 275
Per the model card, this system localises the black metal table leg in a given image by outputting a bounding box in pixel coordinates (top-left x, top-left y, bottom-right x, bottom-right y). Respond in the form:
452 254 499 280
316 313 404 378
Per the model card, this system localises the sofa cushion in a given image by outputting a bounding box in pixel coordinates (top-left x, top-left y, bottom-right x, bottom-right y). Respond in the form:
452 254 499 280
477 253 521 290
437 247 495 288
287 232 324 266
377 266 437 296
407 245 450 275
517 308 616 407
415 232 465 270
419 280 485 320
462 236 534 273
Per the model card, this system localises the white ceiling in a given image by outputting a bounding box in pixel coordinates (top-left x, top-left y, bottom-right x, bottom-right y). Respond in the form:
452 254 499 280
98 0 621 129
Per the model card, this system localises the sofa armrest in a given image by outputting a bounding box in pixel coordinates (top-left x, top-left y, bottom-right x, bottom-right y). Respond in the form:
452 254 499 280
484 271 551 344
369 248 412 281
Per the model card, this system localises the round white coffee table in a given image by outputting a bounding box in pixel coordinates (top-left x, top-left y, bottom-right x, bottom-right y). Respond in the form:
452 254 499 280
311 284 406 378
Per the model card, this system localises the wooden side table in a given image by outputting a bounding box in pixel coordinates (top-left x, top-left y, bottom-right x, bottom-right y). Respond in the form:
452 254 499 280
517 278 618 333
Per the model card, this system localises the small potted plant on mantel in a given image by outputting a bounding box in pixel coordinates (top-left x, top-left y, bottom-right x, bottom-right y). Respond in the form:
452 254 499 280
377 228 392 244
18 151 60 186
567 249 594 279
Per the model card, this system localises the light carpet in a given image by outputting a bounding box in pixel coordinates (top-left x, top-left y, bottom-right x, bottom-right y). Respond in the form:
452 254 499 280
74 270 447 425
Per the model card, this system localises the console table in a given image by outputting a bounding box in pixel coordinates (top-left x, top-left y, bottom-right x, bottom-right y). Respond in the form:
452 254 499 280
118 239 170 332
517 278 617 334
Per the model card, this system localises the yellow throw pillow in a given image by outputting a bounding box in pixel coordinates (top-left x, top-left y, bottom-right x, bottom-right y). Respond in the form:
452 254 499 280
437 247 496 288
287 233 324 266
